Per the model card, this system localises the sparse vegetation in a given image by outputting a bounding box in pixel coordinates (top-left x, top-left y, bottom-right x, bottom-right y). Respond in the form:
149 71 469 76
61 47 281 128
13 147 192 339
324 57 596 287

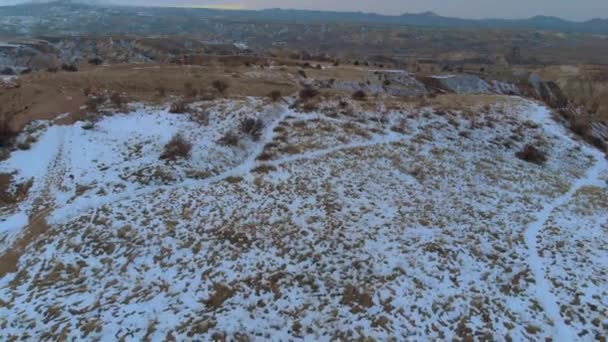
160 133 192 160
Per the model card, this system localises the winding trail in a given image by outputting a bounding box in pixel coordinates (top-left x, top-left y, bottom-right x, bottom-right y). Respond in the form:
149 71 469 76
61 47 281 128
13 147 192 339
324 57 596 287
50 109 405 226
523 104 608 340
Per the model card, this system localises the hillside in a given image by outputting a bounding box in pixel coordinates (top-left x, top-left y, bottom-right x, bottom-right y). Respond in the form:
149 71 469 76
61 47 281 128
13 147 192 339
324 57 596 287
0 1 607 36
0 89 606 339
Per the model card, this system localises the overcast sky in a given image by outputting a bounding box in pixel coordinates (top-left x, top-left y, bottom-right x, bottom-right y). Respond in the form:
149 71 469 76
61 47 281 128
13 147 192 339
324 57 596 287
2 0 607 21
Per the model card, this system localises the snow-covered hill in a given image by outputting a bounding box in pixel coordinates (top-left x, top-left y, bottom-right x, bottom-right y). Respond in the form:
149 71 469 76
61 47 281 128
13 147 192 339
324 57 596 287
0 95 606 340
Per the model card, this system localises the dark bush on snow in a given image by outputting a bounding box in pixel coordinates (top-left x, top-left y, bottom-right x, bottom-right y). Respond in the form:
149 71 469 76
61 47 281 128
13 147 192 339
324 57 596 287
240 117 265 141
218 131 239 146
352 90 367 101
298 87 319 101
169 100 189 114
516 144 547 165
160 133 192 160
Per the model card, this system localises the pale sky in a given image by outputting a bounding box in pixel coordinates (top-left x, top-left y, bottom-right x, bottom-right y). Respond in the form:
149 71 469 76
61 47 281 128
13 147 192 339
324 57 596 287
1 0 607 21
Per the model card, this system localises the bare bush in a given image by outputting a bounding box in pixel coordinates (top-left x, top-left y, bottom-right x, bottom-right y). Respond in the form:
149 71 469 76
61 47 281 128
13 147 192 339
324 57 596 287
169 100 189 114
61 64 78 72
156 86 167 98
0 67 15 75
352 90 367 101
516 144 547 165
184 82 198 98
240 117 265 140
212 80 229 95
88 57 103 66
268 90 282 102
218 131 240 146
0 116 15 148
109 92 125 109
85 95 106 113
299 87 319 101
190 109 210 126
83 86 92 96
160 133 192 160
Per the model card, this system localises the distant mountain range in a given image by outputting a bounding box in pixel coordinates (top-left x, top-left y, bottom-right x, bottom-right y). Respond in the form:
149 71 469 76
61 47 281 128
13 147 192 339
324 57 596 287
1 0 608 35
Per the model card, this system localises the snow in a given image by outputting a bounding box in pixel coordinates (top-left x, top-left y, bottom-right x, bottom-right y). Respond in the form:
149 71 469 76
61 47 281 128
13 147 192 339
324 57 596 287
522 104 608 340
0 96 606 340
0 212 28 234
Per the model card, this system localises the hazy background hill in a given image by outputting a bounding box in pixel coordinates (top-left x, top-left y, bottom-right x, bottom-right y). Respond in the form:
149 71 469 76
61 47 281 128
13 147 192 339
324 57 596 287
0 1 607 34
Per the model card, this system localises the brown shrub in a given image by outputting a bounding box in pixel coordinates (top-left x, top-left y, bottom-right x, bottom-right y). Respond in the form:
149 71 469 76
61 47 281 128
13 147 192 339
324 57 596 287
299 87 319 101
160 133 192 160
570 117 590 136
109 92 125 108
184 82 198 98
218 131 239 146
352 90 367 101
156 86 167 98
268 90 282 102
516 144 547 165
169 100 189 114
240 118 265 141
0 116 15 148
212 80 229 95
61 64 78 72
85 95 106 113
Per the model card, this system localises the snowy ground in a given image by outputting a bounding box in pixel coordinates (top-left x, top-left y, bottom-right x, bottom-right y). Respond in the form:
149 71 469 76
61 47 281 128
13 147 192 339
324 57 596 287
0 96 606 340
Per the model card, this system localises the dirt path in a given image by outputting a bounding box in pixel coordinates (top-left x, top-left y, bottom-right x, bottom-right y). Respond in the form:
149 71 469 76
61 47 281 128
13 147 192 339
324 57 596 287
0 130 66 278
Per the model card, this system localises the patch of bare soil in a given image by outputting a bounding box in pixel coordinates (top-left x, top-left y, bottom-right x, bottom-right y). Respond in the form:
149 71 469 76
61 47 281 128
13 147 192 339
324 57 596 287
0 63 300 132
